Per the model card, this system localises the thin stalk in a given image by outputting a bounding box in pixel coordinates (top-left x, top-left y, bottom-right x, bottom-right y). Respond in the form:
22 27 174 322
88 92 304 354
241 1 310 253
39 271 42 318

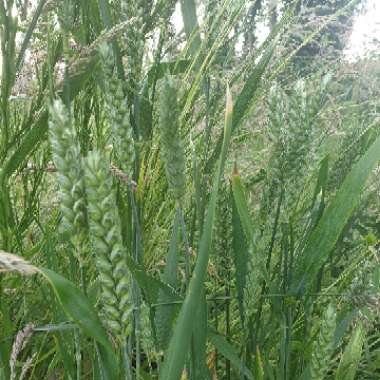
178 205 191 289
282 223 290 380
214 298 219 370
74 328 81 380
133 289 141 380
128 181 143 263
95 342 106 380
123 338 133 380
225 271 231 380
129 181 142 379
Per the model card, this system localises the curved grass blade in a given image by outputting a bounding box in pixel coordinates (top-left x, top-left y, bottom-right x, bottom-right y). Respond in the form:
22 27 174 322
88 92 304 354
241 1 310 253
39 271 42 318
39 268 113 351
208 331 254 380
180 0 201 56
159 84 233 380
232 45 275 131
39 268 119 379
293 134 380 293
231 169 269 284
335 323 364 380
0 251 118 379
231 167 255 242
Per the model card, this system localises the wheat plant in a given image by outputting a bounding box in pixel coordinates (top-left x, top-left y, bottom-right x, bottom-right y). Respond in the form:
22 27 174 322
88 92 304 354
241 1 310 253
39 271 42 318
0 0 379 379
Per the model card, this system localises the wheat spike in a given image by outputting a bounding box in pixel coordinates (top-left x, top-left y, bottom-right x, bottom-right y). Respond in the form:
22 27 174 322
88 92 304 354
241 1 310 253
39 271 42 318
158 75 186 202
84 150 132 340
98 43 135 174
122 0 145 93
49 99 88 264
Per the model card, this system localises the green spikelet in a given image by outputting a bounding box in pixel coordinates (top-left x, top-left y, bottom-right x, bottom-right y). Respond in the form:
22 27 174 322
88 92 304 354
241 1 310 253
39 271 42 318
310 303 336 380
122 0 145 92
49 99 88 264
266 75 331 211
158 75 186 202
98 43 135 174
84 151 132 339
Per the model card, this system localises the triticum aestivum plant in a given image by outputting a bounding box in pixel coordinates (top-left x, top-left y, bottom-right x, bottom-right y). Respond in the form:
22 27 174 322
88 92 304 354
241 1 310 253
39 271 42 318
310 303 336 380
266 75 331 211
158 75 186 203
84 150 132 339
49 99 88 264
99 43 135 174
122 0 145 94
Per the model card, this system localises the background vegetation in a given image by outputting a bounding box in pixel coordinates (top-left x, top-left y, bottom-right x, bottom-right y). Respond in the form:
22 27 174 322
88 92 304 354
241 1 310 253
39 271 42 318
0 0 380 379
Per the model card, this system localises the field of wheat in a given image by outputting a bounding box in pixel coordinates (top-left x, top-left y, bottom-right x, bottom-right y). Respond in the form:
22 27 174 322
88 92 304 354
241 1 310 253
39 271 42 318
0 0 380 379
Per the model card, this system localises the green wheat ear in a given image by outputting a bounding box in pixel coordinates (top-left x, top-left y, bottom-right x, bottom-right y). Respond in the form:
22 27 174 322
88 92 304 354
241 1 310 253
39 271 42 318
84 150 132 340
310 303 336 380
49 99 88 264
122 0 145 93
98 43 135 174
158 75 186 202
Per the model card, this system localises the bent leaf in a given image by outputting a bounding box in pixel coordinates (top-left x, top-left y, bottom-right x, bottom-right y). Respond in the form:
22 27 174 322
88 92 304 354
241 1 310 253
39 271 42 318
293 134 380 292
335 323 364 380
209 331 254 380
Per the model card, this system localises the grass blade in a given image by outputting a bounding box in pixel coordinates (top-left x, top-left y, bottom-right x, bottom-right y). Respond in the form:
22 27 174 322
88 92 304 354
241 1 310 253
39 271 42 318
180 0 201 56
231 168 269 284
335 323 365 380
293 134 380 293
208 331 254 380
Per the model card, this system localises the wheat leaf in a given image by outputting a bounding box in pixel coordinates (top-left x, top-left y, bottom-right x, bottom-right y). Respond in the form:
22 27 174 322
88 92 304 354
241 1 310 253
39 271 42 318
293 134 380 293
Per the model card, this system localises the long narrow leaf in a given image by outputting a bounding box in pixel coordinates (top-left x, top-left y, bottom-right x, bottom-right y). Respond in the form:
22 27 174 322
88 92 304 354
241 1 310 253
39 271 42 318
0 251 119 380
209 331 254 380
335 323 365 380
180 0 202 56
293 134 380 292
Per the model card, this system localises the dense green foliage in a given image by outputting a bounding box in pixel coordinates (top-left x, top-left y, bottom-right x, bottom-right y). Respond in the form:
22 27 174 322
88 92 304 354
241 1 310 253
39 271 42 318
0 0 380 379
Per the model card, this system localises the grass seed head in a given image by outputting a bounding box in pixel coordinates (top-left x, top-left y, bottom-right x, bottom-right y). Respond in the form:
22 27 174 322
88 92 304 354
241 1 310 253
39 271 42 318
99 43 135 174
49 99 88 263
158 75 186 202
84 150 132 340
